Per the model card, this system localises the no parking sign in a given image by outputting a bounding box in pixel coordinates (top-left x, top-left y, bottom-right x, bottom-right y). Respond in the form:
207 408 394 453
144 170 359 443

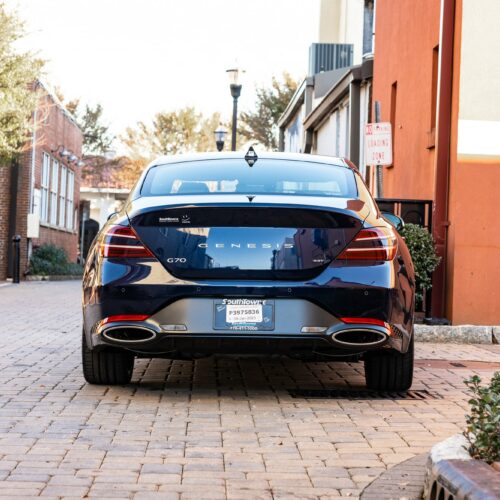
365 122 393 166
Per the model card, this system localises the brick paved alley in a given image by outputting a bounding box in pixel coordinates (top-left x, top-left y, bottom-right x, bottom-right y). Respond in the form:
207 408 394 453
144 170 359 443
0 281 498 499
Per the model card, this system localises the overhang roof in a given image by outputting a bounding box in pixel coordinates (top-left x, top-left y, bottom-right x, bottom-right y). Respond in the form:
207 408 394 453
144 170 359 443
303 57 373 132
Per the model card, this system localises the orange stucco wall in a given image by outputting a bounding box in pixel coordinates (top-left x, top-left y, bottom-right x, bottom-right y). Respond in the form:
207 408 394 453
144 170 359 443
373 0 500 324
445 0 500 324
446 160 500 324
372 0 441 200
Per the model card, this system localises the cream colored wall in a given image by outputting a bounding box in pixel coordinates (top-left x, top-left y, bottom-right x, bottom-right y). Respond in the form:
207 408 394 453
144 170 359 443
445 0 500 324
319 0 341 42
84 193 125 229
457 0 500 159
315 114 337 156
319 0 365 64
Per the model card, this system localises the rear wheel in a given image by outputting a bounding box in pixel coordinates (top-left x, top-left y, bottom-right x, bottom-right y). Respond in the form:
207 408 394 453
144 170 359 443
82 330 134 385
364 336 414 391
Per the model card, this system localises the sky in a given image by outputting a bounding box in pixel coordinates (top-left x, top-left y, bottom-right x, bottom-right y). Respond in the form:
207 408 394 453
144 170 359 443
6 0 320 144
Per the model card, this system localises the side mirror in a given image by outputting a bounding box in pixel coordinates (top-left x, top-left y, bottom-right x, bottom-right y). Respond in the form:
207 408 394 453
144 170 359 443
381 212 405 232
107 212 118 221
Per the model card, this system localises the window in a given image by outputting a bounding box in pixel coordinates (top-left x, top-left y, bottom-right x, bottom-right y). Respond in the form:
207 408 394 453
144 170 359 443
390 81 398 165
40 152 50 222
431 45 439 131
50 159 59 225
59 166 67 227
140 159 357 199
66 170 74 230
363 0 375 55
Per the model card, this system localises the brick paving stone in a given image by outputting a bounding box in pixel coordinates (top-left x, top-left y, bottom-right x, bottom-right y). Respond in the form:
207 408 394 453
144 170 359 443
360 453 428 499
0 281 498 498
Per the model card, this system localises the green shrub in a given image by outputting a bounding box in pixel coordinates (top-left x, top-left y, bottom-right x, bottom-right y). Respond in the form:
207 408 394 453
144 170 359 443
464 372 500 463
400 223 440 308
29 244 83 276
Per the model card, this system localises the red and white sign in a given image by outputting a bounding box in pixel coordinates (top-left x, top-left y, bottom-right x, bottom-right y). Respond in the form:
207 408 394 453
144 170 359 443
365 122 393 166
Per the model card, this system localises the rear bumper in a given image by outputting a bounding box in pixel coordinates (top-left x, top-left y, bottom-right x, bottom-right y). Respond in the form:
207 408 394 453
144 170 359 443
83 255 415 357
88 297 410 355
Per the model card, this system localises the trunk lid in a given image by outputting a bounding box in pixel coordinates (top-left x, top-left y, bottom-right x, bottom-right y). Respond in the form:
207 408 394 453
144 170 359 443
127 195 368 280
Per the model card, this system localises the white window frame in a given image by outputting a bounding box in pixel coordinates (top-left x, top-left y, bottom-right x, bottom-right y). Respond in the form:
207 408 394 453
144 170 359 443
66 170 75 230
59 166 67 228
40 152 50 222
50 159 59 225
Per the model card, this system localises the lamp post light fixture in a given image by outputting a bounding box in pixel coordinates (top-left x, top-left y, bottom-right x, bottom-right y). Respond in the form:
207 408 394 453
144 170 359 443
214 125 227 152
226 67 243 151
50 145 85 167
51 145 71 158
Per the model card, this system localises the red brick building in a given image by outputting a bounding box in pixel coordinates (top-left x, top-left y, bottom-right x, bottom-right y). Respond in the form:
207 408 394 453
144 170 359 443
0 82 83 280
372 0 500 324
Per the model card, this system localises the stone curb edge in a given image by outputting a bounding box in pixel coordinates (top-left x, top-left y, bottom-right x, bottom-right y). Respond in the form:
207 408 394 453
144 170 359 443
423 434 500 499
360 453 428 499
24 275 82 281
415 324 500 344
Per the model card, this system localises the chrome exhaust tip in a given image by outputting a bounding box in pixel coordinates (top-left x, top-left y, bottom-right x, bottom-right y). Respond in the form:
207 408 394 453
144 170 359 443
102 326 157 344
331 328 388 348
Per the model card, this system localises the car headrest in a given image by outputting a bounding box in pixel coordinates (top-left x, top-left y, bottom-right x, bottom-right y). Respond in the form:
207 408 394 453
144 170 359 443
177 182 210 194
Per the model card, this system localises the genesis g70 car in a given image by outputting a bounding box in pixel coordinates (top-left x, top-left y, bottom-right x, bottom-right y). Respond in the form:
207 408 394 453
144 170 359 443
82 151 415 391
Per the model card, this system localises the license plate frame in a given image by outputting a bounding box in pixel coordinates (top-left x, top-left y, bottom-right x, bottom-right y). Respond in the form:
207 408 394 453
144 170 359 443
213 299 275 331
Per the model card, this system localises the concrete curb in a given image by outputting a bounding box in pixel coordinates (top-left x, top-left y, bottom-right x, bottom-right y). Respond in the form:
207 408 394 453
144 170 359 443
415 324 499 344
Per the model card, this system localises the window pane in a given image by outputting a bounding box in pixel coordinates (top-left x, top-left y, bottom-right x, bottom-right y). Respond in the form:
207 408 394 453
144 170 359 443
41 153 50 222
66 171 74 229
59 166 67 227
50 160 59 225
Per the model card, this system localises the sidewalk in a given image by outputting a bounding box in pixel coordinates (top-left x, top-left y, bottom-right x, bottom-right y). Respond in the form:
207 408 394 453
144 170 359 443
0 281 498 498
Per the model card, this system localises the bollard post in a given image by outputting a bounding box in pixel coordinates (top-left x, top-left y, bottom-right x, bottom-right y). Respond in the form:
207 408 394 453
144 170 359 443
12 235 21 284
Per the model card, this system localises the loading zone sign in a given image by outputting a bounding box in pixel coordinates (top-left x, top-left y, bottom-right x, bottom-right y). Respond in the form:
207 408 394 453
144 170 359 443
365 122 393 166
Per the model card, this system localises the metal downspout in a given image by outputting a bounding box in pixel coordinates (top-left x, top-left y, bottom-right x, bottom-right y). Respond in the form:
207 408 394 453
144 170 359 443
304 77 315 154
28 90 38 261
431 0 456 318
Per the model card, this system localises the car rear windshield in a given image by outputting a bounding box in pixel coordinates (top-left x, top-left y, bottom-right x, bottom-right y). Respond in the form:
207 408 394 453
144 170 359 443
140 159 357 198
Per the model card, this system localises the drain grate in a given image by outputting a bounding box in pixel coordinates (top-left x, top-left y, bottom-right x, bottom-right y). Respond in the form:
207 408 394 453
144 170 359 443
287 388 442 400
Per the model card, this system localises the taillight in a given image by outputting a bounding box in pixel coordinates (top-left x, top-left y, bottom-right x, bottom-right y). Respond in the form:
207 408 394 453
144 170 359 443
340 317 389 328
99 225 154 258
337 227 397 260
101 314 149 325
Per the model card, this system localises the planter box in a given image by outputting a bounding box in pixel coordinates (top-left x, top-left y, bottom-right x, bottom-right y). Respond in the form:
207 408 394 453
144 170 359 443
424 434 500 499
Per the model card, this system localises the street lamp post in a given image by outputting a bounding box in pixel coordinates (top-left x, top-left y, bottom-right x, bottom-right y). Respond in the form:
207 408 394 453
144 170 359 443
226 68 243 151
214 126 227 152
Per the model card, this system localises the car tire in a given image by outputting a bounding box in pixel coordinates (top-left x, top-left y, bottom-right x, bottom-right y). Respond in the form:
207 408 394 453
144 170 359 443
364 335 414 391
81 330 134 385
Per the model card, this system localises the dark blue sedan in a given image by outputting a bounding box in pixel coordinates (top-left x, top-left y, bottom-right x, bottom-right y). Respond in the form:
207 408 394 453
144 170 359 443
82 150 415 390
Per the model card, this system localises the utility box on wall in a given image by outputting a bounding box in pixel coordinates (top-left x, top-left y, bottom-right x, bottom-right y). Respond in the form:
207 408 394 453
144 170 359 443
308 43 353 75
27 213 40 239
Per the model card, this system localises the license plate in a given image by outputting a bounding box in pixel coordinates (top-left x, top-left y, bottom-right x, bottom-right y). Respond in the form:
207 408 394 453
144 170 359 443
214 299 275 331
226 304 262 323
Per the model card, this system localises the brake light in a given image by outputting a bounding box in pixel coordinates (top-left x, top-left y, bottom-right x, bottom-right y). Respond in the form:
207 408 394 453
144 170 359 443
337 227 397 260
340 317 389 328
99 225 154 258
101 314 149 325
